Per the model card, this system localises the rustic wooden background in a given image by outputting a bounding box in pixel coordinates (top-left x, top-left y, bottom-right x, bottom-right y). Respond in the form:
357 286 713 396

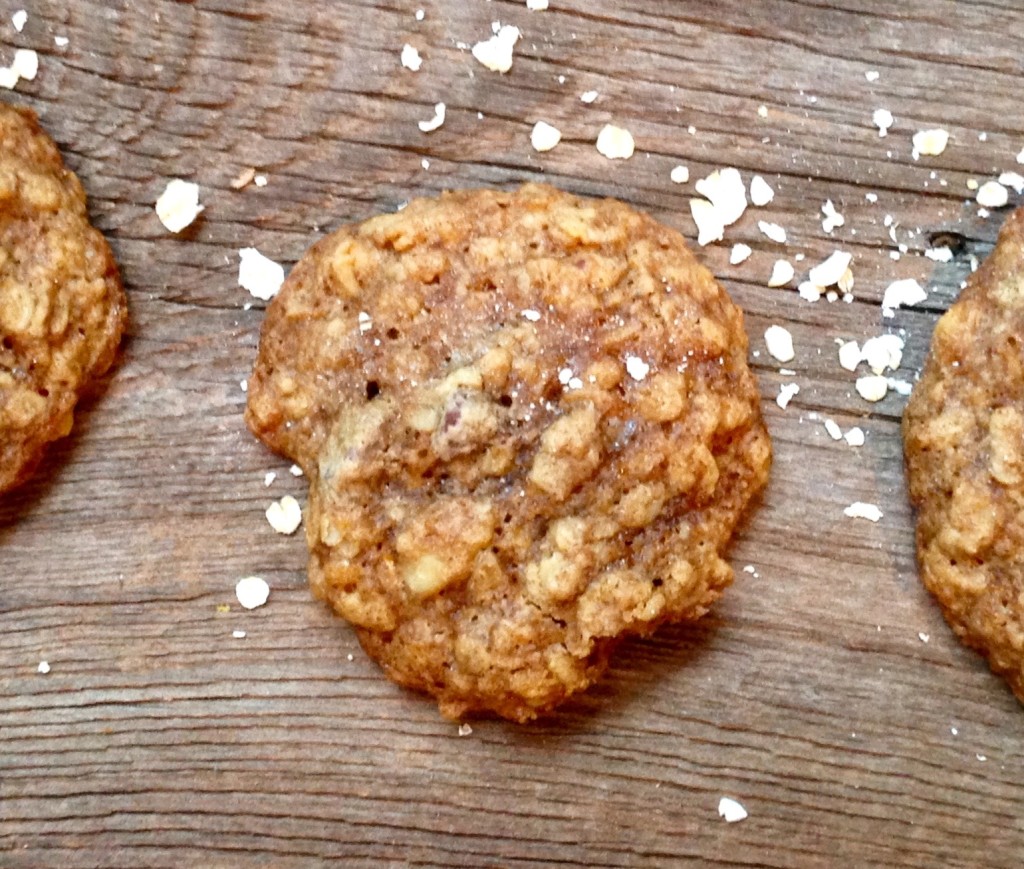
3 0 1023 865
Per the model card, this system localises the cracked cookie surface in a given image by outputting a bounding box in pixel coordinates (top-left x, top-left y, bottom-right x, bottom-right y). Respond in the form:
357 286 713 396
247 183 770 721
0 103 126 494
904 207 1024 702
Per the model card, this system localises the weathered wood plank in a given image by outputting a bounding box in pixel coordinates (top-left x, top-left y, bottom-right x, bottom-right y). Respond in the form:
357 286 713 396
3 0 1024 866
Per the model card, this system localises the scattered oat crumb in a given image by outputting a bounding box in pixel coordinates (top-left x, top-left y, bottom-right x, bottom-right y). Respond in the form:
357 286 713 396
743 565 756 574
12 9 26 32
976 754 987 762
596 124 635 160
838 340 861 372
767 260 794 288
999 171 1024 194
821 199 845 234
521 309 542 323
912 128 949 159
254 175 267 188
887 377 913 397
421 158 430 170
757 104 768 119
289 464 303 477
401 44 423 71
872 108 894 137
415 8 425 20
37 660 50 674
234 577 270 610
690 199 724 247
239 247 285 300
758 220 787 244
156 179 203 233
966 178 979 191
230 167 257 190
856 375 889 403
418 102 446 133
1017 148 1024 165
718 797 748 823
844 427 865 447
264 471 277 487
625 354 650 382
266 495 302 534
347 653 355 661
844 502 883 522
458 723 474 736
526 0 549 8
776 382 799 409
730 243 752 265
882 278 927 317
233 630 247 639
235 576 270 610
865 70 880 82
866 192 878 203
10 47 36 80
951 726 958 736
239 379 248 393
749 175 774 207
695 168 747 226
861 334 904 374
54 35 69 47
764 325 795 363
918 632 930 643
925 246 953 263
824 419 842 440
670 165 689 184
472 24 520 73
809 250 852 288
530 120 562 152
976 180 1009 209
798 282 822 303
580 90 598 103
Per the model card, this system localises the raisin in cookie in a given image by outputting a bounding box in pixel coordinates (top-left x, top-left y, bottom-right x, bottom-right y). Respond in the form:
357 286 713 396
247 184 770 721
904 207 1024 702
0 103 126 494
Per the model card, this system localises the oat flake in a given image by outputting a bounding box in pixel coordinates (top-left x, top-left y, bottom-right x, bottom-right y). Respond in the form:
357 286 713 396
718 797 748 823
758 220 787 244
730 243 752 265
596 124 635 160
236 576 270 610
418 102 446 133
764 325 795 363
266 495 302 534
401 44 422 71
156 179 203 233
239 248 285 300
530 120 562 152
844 502 883 522
472 24 520 73
767 260 794 288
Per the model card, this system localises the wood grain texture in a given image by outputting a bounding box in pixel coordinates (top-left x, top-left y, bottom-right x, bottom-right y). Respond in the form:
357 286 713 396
3 0 1024 865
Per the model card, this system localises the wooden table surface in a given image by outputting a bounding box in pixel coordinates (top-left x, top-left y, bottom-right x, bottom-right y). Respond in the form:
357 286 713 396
3 1 1024 865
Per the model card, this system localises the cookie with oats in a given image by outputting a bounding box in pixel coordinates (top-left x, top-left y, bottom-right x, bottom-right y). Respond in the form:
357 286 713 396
0 103 126 494
904 206 1024 703
246 183 770 721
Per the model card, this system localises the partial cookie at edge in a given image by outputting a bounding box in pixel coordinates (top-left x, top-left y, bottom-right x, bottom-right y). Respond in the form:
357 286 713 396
0 103 126 494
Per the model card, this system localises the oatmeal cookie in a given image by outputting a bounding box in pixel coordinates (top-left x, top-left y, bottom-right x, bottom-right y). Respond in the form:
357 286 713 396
904 206 1024 701
0 103 126 494
247 184 770 721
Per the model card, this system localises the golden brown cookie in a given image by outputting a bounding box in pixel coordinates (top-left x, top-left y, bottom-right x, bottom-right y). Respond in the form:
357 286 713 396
904 206 1024 701
0 103 126 494
247 184 770 721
